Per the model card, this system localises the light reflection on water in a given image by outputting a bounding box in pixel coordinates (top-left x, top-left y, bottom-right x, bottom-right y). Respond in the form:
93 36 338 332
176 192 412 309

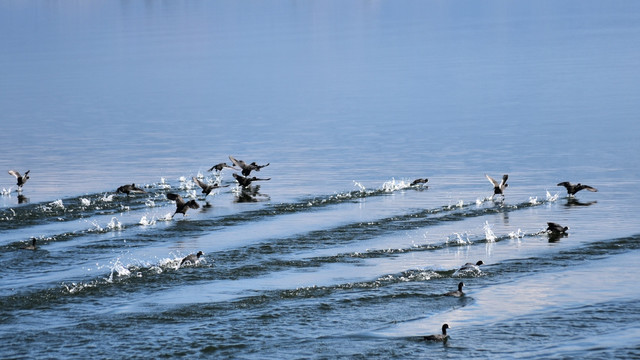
1 0 640 358
372 250 640 339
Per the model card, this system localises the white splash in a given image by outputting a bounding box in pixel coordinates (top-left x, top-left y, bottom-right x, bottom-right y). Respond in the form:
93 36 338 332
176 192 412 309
353 181 366 192
509 229 525 239
483 221 497 242
101 193 114 202
186 189 197 199
107 217 123 231
159 212 173 221
179 176 187 183
180 179 195 190
50 199 64 209
80 198 91 206
139 215 156 226
90 220 103 232
158 177 171 190
546 190 559 202
213 173 223 185
196 171 204 180
145 199 156 207
457 200 464 208
447 232 472 245
105 260 131 283
381 178 410 192
529 196 538 205
1 188 11 196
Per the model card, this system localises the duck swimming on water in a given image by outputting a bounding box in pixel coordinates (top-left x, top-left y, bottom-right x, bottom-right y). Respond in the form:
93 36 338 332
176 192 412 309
459 260 484 271
410 178 429 186
546 222 569 235
116 183 146 194
424 324 450 342
443 282 465 297
180 251 203 266
22 238 37 250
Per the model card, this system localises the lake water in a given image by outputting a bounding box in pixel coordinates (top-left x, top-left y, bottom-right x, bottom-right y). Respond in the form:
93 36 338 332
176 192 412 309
1 1 640 358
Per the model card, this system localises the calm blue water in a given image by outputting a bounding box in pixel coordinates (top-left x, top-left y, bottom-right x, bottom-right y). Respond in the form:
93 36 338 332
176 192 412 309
2 1 640 358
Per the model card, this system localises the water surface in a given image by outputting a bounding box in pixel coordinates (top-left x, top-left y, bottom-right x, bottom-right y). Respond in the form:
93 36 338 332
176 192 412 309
1 1 639 358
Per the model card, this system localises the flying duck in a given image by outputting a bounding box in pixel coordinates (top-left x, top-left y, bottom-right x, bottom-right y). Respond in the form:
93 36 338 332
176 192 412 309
486 174 508 197
232 173 270 188
208 162 238 172
8 170 30 190
229 155 270 176
166 193 200 217
424 324 450 342
192 177 229 197
557 182 597 196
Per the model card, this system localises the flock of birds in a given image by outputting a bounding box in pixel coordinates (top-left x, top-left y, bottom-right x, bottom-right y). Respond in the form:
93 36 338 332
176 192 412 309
422 175 597 342
6 161 600 338
112 155 271 218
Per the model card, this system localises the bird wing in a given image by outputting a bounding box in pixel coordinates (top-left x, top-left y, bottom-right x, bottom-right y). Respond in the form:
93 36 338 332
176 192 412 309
579 184 598 192
193 177 208 190
485 174 499 187
166 193 185 206
229 156 247 170
187 200 200 209
8 170 20 178
557 182 570 188
253 177 271 181
500 174 509 187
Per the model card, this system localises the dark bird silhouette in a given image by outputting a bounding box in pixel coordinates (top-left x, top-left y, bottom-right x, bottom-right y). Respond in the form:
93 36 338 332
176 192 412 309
486 174 508 198
8 170 30 190
410 178 429 186
192 177 229 197
460 260 484 271
557 182 597 196
229 155 270 176
22 238 37 250
180 251 203 266
443 282 465 297
424 324 450 342
547 222 569 235
232 173 270 188
166 193 200 217
207 162 238 172
116 183 146 194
